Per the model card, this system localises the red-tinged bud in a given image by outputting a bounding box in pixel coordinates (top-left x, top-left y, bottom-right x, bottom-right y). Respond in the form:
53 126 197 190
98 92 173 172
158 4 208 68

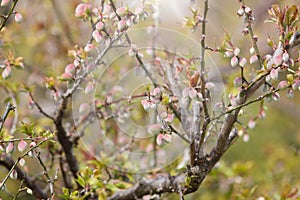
270 68 279 80
244 7 252 14
14 12 23 23
10 170 17 180
249 47 255 54
233 48 240 56
234 77 242 87
237 8 244 16
19 158 26 167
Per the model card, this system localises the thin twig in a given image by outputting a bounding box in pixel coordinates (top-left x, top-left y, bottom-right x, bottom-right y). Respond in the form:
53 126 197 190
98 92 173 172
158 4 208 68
0 102 15 133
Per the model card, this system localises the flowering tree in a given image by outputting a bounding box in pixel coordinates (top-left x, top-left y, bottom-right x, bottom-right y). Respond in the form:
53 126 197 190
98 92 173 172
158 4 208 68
0 0 299 199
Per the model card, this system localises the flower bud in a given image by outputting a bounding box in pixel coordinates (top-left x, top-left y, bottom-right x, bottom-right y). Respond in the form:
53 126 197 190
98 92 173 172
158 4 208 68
14 13 23 23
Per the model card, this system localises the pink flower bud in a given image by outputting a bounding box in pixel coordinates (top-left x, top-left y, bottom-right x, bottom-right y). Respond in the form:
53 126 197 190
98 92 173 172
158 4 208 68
92 30 102 43
6 142 14 154
1 0 10 6
156 134 172 145
244 7 252 14
249 55 258 64
237 8 244 16
233 48 240 56
18 140 27 152
2 66 12 79
231 56 239 67
282 52 289 63
19 158 26 167
116 7 127 16
84 82 94 94
84 44 95 52
270 68 278 80
75 3 91 18
234 77 242 87
278 81 288 89
117 19 127 32
79 103 90 113
273 54 282 66
95 21 105 31
65 63 75 74
10 170 17 180
14 13 23 23
248 119 256 129
249 47 255 54
59 72 73 82
287 88 294 98
292 79 300 91
224 51 233 58
239 57 247 67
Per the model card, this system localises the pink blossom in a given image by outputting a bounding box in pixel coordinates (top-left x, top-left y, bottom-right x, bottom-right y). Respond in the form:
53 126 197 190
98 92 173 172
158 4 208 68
117 20 127 32
2 66 11 79
79 103 90 113
92 30 102 43
224 51 233 58
237 8 244 16
84 44 95 52
277 81 288 89
19 158 26 167
249 55 258 64
156 134 172 145
151 87 161 97
84 82 94 94
75 3 91 18
234 77 242 87
18 140 27 152
248 119 256 129
182 87 198 99
14 13 23 23
205 82 215 89
292 79 300 91
233 48 240 56
65 63 75 74
270 68 279 80
1 0 10 6
273 54 283 66
282 52 289 62
239 57 247 67
231 56 238 67
58 72 73 82
116 7 127 17
243 134 250 142
141 99 155 110
6 142 14 154
160 112 174 123
95 21 105 31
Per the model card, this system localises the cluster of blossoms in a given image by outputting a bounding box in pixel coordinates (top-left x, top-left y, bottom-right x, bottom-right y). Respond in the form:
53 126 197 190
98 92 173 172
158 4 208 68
75 2 147 46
